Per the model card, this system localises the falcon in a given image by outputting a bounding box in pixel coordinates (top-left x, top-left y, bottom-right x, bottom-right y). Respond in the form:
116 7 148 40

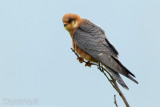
62 13 138 89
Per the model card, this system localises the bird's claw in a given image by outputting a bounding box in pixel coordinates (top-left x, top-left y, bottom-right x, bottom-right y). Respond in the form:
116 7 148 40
97 62 103 71
85 61 92 67
77 57 84 63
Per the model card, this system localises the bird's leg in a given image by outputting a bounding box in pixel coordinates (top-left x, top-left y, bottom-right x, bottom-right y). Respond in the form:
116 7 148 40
85 61 92 67
98 62 103 71
77 57 84 63
71 48 84 63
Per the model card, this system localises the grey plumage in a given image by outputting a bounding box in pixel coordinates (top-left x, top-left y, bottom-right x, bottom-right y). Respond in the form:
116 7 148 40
73 19 138 89
107 67 129 90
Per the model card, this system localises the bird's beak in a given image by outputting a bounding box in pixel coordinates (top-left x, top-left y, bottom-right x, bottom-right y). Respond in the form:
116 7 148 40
63 21 68 27
64 24 67 26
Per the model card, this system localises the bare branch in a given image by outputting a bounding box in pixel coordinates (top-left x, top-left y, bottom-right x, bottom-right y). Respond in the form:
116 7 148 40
71 48 130 107
114 95 118 107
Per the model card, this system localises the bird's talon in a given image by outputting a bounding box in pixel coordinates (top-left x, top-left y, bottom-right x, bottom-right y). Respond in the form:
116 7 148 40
85 61 92 67
77 57 84 63
98 67 101 70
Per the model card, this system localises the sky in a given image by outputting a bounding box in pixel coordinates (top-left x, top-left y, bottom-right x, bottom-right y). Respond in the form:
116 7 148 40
0 0 160 107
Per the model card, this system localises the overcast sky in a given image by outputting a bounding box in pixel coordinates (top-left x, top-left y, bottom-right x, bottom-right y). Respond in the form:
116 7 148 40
0 0 160 107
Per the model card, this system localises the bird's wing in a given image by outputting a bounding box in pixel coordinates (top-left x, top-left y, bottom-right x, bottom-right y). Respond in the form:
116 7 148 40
73 20 138 84
75 19 119 58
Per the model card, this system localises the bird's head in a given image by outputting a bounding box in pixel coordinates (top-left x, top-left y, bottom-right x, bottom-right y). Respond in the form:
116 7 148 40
62 13 82 31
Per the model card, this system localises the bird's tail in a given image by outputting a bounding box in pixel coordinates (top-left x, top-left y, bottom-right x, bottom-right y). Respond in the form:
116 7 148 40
104 66 129 90
110 56 138 84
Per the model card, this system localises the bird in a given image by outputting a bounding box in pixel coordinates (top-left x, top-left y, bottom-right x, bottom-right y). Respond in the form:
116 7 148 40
62 13 138 89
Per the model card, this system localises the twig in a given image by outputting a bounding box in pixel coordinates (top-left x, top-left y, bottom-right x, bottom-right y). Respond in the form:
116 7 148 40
114 95 118 107
98 66 130 107
71 48 130 107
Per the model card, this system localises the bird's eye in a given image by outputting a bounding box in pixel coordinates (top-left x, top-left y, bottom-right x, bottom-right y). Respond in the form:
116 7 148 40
68 18 74 23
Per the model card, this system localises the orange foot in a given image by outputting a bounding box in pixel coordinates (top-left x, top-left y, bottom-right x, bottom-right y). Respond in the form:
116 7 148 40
77 57 84 63
85 61 92 67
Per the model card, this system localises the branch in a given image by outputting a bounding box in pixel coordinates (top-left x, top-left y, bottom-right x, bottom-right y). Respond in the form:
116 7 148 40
71 48 130 107
99 65 130 107
114 95 118 107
